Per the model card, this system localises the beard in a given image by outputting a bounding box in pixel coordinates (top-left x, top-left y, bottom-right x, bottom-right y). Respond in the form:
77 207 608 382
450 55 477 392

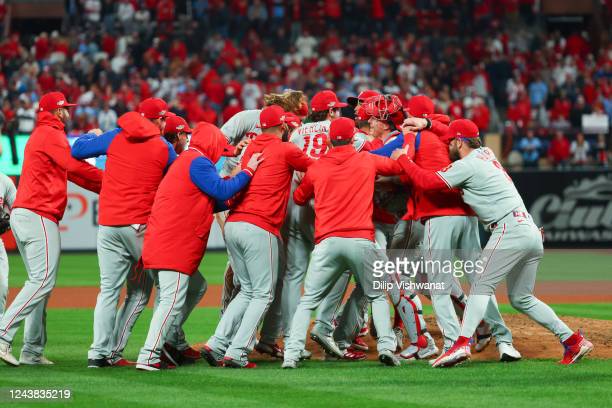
449 144 461 161
282 129 290 142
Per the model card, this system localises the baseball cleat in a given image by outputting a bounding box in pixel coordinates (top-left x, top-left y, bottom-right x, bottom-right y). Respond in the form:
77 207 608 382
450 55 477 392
19 352 54 365
87 358 112 368
282 359 298 369
474 322 492 352
254 341 284 359
351 336 369 351
398 344 419 361
223 357 257 369
111 358 137 367
560 331 593 365
378 350 401 367
358 324 369 338
0 342 20 367
326 346 367 361
136 361 177 371
310 328 343 359
201 344 224 367
498 343 522 362
299 349 312 360
181 346 202 361
431 341 471 368
417 333 439 360
161 344 181 366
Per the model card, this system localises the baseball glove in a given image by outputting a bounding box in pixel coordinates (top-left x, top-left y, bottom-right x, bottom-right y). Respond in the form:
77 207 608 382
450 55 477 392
0 213 10 234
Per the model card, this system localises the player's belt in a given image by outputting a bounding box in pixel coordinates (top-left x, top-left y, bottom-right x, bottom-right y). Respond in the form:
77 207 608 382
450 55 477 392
489 209 531 231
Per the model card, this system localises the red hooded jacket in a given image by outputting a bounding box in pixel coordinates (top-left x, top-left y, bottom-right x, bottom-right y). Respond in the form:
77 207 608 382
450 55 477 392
294 145 403 244
13 112 102 223
142 123 251 274
99 112 173 226
403 115 475 220
228 133 313 236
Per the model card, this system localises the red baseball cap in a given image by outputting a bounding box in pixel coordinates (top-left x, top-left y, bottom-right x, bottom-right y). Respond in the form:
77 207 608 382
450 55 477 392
282 112 302 129
138 98 168 119
406 95 435 118
164 113 192 134
355 105 370 121
38 92 77 112
329 117 357 141
347 89 381 107
444 119 480 142
258 105 287 129
311 90 348 112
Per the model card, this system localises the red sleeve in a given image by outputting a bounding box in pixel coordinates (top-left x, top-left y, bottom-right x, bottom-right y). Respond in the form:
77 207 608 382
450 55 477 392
372 154 403 176
403 132 416 160
240 143 256 168
397 155 448 192
293 171 314 206
46 131 103 193
429 120 450 138
285 143 314 171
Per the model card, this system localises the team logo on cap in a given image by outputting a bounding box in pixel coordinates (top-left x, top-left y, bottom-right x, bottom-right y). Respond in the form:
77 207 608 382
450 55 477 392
58 100 65 106
176 125 185 130
159 110 167 116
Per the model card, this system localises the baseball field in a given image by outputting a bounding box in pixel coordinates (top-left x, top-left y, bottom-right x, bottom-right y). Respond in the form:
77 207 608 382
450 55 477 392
3 249 612 408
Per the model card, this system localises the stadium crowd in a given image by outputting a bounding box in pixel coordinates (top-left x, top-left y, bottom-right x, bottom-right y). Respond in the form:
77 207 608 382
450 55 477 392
0 0 610 168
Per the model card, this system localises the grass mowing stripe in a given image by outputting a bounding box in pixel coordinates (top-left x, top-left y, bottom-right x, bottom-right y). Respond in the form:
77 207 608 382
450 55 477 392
8 250 612 288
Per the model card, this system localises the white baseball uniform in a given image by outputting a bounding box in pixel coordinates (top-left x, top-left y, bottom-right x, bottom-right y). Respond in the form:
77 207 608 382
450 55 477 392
431 148 574 342
0 172 16 315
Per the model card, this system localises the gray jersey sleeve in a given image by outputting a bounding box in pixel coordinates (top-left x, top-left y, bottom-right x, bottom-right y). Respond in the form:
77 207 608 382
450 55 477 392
436 159 474 188
220 110 261 145
0 173 16 213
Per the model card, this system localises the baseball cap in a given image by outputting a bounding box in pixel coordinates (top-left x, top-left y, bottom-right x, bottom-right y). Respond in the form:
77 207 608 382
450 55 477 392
38 92 77 112
347 89 381 107
311 90 348 112
406 95 435 118
355 105 370 121
444 119 480 141
282 112 302 129
258 105 287 129
329 117 357 141
164 113 192 134
138 98 168 119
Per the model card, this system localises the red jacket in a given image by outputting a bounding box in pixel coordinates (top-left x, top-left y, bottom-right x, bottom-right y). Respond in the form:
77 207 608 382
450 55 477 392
228 133 313 236
143 123 249 274
13 112 102 223
403 117 475 220
294 145 403 244
99 112 173 226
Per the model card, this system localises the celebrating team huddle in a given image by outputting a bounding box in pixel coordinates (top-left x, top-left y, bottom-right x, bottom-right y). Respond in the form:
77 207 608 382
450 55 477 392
0 88 594 371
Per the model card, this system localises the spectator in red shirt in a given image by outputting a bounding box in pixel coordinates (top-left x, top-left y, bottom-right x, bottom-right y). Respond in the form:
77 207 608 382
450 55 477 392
548 130 571 168
470 97 490 132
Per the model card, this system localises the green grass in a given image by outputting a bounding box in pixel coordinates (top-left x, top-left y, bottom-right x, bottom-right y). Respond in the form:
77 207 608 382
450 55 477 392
8 250 612 288
1 308 611 408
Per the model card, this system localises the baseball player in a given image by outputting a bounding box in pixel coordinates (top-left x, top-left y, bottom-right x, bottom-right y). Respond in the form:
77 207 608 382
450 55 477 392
0 172 16 316
0 92 103 367
105 113 216 366
283 117 405 368
136 122 262 371
394 119 593 367
217 90 308 308
71 97 177 368
203 105 312 368
337 94 437 359
282 90 369 361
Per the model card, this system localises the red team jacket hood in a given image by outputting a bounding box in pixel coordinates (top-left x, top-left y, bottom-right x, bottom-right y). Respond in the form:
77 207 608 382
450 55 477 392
190 122 225 163
36 111 65 130
117 111 161 141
